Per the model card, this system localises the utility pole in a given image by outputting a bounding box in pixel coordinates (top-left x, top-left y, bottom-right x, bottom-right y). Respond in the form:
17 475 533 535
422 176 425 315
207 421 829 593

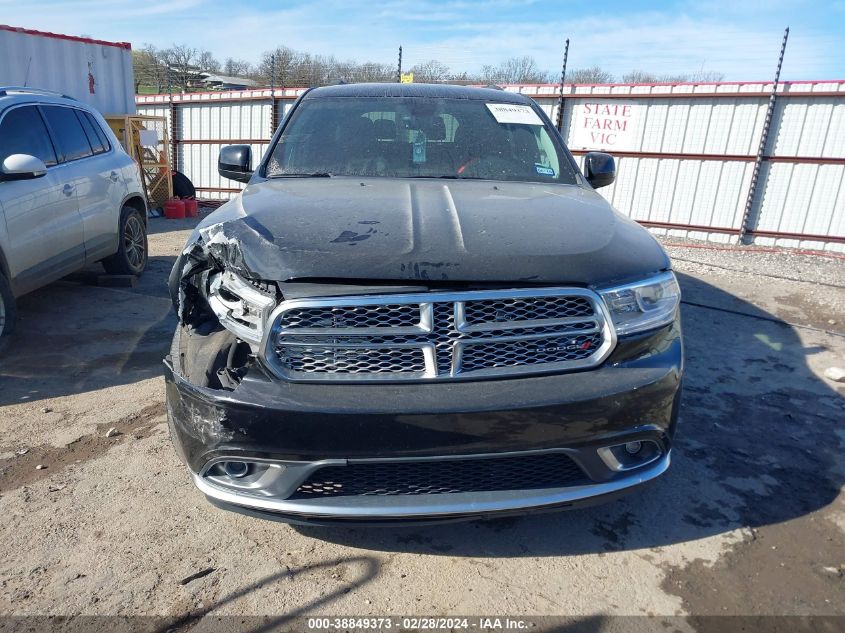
397 46 403 83
739 27 789 243
555 38 570 132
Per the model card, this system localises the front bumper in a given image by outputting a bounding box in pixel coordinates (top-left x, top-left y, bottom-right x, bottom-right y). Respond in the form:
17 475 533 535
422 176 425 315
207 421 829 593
165 322 682 523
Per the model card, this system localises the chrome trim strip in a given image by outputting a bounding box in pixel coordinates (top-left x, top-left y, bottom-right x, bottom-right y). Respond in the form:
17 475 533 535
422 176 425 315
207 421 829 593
260 287 617 382
194 452 671 519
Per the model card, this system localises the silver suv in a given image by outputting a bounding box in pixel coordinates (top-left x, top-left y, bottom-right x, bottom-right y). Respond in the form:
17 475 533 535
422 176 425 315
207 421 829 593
0 87 148 337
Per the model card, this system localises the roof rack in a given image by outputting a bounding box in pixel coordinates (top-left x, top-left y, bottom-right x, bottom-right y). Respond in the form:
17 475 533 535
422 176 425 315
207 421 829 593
0 86 77 100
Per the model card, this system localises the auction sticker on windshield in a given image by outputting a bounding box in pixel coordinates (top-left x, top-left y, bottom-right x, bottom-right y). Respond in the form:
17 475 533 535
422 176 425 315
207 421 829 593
486 103 543 125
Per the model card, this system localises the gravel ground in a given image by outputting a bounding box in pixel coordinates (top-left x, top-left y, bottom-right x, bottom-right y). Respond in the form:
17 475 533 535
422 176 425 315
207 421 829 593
0 214 843 630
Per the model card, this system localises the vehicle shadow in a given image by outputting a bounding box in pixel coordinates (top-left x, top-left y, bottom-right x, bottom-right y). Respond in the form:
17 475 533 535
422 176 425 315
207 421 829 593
294 272 845 556
154 556 380 633
0 254 177 406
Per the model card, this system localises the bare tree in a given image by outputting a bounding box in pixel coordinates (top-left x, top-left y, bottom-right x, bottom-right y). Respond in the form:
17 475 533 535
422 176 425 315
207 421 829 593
197 50 221 73
567 66 615 84
622 69 725 83
256 46 300 86
477 56 552 84
162 44 199 92
335 60 395 83
686 70 725 82
409 59 451 83
223 58 254 77
132 45 170 92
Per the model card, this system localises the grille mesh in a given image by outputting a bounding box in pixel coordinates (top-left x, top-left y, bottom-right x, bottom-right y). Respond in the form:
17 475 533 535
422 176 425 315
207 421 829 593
464 295 594 325
278 346 426 374
290 453 587 498
270 290 607 380
461 333 602 371
280 303 419 329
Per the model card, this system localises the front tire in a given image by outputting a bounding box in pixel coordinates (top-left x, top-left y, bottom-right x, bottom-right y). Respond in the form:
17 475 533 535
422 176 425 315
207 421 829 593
103 206 148 276
0 273 16 338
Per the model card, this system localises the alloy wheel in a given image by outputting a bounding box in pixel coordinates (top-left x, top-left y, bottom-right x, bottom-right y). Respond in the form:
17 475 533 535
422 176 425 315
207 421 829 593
124 215 146 270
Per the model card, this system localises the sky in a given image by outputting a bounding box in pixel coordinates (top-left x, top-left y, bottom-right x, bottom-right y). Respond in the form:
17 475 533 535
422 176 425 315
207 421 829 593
2 0 844 81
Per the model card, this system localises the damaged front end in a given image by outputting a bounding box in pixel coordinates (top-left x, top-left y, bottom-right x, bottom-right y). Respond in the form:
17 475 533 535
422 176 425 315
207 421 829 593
167 205 285 393
164 211 681 525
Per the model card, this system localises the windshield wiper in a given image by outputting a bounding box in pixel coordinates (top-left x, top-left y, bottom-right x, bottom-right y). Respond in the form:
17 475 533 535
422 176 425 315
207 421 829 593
268 172 332 178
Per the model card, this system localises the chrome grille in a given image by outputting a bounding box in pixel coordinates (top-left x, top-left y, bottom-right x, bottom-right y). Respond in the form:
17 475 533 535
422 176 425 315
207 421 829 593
262 288 615 382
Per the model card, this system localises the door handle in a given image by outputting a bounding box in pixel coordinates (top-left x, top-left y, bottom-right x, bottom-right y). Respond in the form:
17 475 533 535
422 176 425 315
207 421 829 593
109 171 120 182
62 184 75 196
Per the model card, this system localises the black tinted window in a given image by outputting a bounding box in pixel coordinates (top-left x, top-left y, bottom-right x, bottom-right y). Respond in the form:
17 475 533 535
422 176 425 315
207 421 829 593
0 106 58 166
267 96 577 185
42 106 93 161
78 111 109 154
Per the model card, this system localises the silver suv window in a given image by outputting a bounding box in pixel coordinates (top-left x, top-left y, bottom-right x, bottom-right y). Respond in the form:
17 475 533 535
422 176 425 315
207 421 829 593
42 105 94 162
0 106 58 166
77 110 110 154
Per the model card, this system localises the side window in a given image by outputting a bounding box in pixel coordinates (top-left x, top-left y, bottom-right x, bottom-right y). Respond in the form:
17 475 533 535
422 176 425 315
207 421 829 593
78 111 110 154
42 106 94 162
0 106 58 166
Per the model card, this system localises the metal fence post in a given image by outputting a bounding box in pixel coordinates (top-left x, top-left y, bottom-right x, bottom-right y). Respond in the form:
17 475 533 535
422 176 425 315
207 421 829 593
555 39 570 133
169 99 178 174
270 53 278 137
739 27 790 243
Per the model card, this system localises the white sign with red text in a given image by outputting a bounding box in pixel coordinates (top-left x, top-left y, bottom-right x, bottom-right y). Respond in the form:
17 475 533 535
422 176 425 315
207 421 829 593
569 100 640 151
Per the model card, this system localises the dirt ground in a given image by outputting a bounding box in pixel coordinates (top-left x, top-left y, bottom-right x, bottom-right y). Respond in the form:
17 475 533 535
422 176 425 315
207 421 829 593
0 213 843 629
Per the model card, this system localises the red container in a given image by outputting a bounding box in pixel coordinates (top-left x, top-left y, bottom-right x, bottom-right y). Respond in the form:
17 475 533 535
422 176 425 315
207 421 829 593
183 198 198 218
164 199 185 219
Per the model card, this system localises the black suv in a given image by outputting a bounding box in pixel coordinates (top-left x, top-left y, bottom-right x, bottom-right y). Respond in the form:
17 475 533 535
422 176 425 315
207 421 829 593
165 83 682 525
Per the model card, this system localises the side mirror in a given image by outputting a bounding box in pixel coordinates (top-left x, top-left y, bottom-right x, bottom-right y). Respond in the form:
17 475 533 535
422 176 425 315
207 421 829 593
0 154 47 181
218 145 253 183
583 152 616 189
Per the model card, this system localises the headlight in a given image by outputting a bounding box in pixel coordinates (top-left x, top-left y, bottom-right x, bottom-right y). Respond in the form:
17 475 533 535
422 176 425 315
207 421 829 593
206 270 276 344
599 271 680 336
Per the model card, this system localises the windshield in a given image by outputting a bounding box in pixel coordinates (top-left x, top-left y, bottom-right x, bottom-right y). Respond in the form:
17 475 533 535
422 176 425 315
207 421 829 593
265 96 578 184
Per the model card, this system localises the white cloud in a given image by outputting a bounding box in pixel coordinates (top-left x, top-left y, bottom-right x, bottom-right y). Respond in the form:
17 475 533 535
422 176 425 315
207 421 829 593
0 0 841 80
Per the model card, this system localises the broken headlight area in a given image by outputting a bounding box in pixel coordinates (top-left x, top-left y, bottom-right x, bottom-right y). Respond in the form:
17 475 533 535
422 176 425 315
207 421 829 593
205 270 277 346
177 271 280 391
170 236 282 391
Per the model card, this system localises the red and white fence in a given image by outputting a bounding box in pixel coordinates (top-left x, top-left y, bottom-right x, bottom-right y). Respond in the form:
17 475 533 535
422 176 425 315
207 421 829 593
137 80 845 252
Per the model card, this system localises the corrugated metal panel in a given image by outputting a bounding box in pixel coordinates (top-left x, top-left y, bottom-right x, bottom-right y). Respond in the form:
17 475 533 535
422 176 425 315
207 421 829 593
178 142 269 200
134 82 845 251
179 101 270 141
0 25 134 114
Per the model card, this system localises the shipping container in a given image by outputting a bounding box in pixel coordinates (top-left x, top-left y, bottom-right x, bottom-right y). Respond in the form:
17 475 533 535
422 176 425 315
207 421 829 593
0 24 135 114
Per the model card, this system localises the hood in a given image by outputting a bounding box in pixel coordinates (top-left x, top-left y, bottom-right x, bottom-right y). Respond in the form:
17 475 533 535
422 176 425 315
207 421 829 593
192 177 670 287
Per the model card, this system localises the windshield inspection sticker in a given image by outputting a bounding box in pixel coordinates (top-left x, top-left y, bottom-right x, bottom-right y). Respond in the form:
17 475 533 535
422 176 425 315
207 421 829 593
534 163 556 177
486 103 543 125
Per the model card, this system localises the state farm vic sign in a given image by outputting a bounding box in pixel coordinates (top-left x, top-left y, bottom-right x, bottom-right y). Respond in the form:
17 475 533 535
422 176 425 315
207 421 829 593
568 100 640 152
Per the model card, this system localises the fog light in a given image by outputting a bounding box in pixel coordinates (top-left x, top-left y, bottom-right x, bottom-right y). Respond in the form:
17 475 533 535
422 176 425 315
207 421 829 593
597 440 662 472
221 461 250 479
625 441 643 455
